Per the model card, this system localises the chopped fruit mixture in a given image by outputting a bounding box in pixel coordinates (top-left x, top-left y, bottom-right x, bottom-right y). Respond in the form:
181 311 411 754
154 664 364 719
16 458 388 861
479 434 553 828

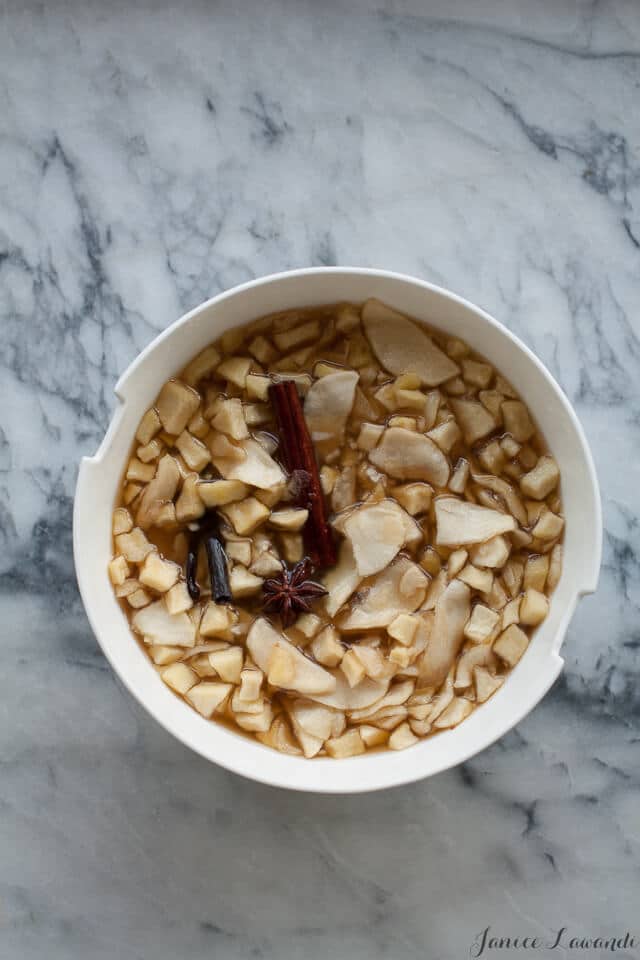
110 299 563 758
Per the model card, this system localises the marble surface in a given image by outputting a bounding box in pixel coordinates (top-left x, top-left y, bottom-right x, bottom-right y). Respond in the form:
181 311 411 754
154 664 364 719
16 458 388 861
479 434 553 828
1 0 639 957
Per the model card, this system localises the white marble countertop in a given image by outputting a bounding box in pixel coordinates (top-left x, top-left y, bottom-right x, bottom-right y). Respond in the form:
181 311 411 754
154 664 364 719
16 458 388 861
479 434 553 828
2 1 639 957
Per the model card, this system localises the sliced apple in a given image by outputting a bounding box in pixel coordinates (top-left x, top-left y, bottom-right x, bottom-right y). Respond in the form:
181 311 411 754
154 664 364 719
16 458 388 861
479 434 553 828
342 500 407 576
362 299 459 386
211 437 285 490
435 497 516 546
369 427 450 487
246 618 336 695
340 557 428 631
322 539 362 617
416 579 470 687
132 600 196 647
136 454 181 529
303 370 359 442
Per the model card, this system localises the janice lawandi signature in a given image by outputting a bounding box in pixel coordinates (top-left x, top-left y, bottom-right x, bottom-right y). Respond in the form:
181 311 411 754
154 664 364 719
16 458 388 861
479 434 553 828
470 926 637 957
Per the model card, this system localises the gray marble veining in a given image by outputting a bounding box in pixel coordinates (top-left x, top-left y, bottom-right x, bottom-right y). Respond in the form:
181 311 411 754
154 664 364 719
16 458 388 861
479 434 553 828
1 1 639 957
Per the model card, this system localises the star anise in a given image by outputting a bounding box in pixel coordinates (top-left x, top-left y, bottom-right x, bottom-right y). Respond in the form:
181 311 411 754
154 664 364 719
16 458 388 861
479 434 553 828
262 559 328 628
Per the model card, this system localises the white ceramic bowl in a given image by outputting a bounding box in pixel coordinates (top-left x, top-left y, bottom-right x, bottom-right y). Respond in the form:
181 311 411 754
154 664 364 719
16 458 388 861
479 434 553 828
74 268 601 793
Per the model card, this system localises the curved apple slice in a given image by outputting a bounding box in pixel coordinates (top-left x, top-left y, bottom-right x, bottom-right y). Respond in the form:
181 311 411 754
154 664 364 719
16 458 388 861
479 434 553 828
362 299 459 386
212 438 285 490
435 497 516 546
305 671 390 711
369 428 450 487
417 579 470 687
304 370 359 442
247 618 336 695
339 557 429 631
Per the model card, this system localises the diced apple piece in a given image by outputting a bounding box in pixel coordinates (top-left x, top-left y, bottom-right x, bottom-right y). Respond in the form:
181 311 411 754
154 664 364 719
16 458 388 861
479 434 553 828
149 645 183 665
280 533 302 564
136 407 162 446
181 345 220 385
304 370 359 442
469 535 510 569
340 557 428 631
174 475 204 524
247 618 336 695
325 728 365 758
427 418 461 454
450 398 497 444
186 681 232 717
388 613 419 647
417 579 470 687
269 508 309 532
462 358 493 388
115 527 155 563
163 581 193 615
520 588 549 626
388 722 418 750
229 565 263 598
293 613 322 640
137 439 164 464
290 700 336 742
225 539 252 566
132 600 196 647
221 497 270 536
493 624 529 667
447 548 468 578
212 437 285 490
464 604 500 644
108 555 130 586
123 482 142 505
448 458 470 494
200 602 237 639
357 422 385 452
126 458 156 483
235 702 274 733
474 666 504 703
435 497 516 546
343 500 406 576
188 409 210 439
394 482 433 516
197 479 249 509
311 625 344 667
127 588 151 608
501 597 520 629
433 697 473 729
115 578 140 598
175 431 210 472
245 373 271 401
369 427 450 487
352 645 388 680
457 564 493 593
532 509 564 541
455 645 496 689
272 318 320 352
358 725 390 748
362 299 459 385
340 649 366 688
523 554 549 592
156 380 200 435
161 662 199 695
322 540 362 617
547 544 563 591
139 552 180 593
112 507 133 536
238 667 263 703
250 551 283 577
136 455 180 530
477 440 505 475
217 356 252 389
501 401 535 442
212 397 249 441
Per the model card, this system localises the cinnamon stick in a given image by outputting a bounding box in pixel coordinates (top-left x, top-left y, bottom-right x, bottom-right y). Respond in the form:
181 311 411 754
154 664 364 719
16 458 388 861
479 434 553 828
269 379 336 569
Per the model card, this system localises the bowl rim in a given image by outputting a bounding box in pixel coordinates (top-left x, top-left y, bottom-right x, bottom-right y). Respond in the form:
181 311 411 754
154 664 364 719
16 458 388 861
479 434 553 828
74 266 602 792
